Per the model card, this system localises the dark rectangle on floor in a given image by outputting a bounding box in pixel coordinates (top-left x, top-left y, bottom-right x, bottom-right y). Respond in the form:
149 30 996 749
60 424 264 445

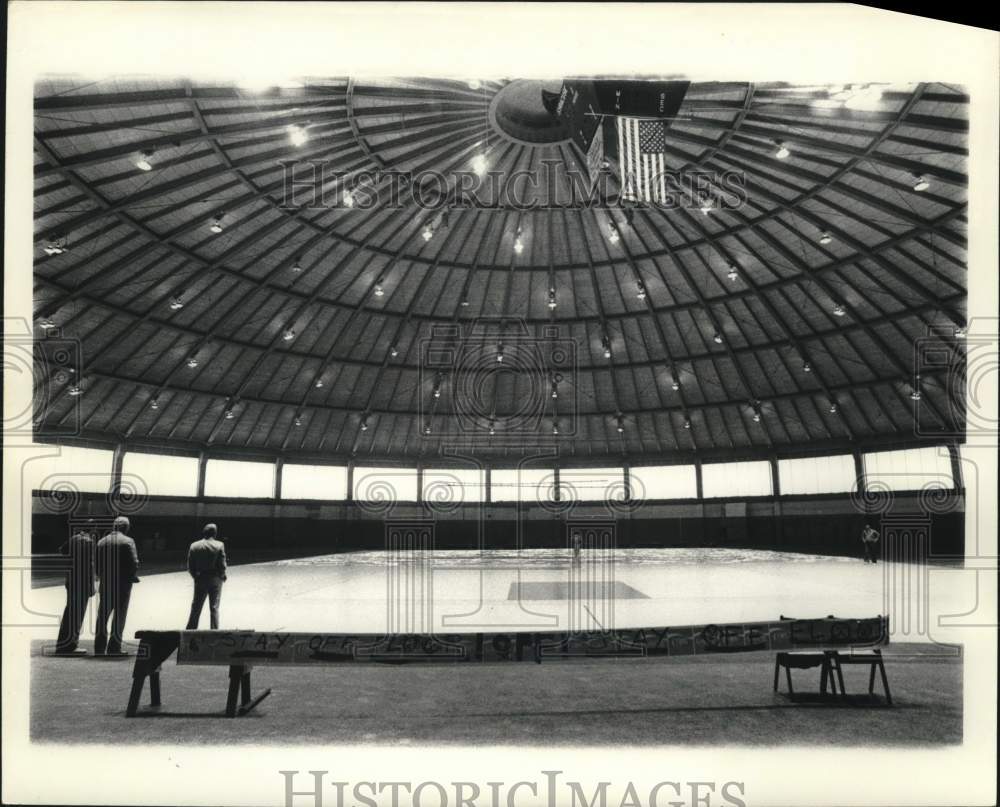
508 581 648 600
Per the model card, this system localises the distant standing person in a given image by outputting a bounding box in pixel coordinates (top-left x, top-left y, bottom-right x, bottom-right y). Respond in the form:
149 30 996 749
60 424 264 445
861 522 880 564
95 516 140 655
571 531 582 562
186 523 227 630
55 523 96 655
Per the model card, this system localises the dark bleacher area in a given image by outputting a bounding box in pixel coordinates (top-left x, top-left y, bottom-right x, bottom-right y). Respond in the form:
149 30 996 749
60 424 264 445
31 490 965 587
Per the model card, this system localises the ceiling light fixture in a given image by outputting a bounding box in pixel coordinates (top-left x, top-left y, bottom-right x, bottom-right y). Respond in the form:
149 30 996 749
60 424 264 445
422 224 434 242
471 154 487 176
488 420 496 436
551 380 559 399
135 150 155 171
910 375 922 401
468 79 481 90
424 424 432 435
513 227 524 255
636 281 646 301
602 336 611 359
186 357 199 368
361 418 369 431
390 345 398 358
912 175 930 192
726 263 739 282
38 317 56 330
775 141 791 160
292 257 303 273
802 361 812 373
282 329 296 341
671 377 680 391
294 415 303 427
616 417 625 434
497 344 504 363
67 384 83 397
315 378 324 388
288 124 308 147
700 200 713 215
210 216 224 234
373 278 385 297
342 190 355 208
608 224 620 245
553 423 560 435
713 332 724 344
819 231 833 245
829 402 838 414
832 303 846 317
44 237 68 256
547 288 557 310
843 84 883 111
169 294 185 311
225 408 235 420
954 326 967 338
150 399 159 410
684 418 692 430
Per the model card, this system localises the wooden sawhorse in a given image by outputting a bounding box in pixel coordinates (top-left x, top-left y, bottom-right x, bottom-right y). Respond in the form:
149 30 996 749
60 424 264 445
827 649 893 705
773 651 840 697
126 630 272 718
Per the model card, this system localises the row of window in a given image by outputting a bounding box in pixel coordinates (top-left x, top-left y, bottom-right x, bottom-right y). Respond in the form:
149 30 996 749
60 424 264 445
26 445 957 501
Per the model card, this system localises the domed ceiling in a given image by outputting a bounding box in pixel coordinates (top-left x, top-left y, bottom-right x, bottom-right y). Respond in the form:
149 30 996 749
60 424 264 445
32 78 968 463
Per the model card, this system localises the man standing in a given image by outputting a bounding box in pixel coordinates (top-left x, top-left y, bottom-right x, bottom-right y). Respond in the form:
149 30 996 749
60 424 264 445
186 523 227 630
861 522 880 564
95 515 140 656
54 523 96 655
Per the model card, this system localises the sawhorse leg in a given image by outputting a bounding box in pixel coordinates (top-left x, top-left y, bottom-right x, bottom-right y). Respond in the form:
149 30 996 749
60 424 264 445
226 665 272 717
240 670 252 708
226 665 243 717
126 673 146 717
149 671 161 707
874 651 892 705
125 632 179 717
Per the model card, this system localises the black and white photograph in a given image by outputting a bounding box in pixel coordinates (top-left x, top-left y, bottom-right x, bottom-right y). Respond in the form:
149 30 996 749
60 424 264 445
3 4 998 806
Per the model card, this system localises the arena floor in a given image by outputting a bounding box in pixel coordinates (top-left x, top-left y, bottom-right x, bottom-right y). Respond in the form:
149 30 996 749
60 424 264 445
24 547 969 639
25 548 968 746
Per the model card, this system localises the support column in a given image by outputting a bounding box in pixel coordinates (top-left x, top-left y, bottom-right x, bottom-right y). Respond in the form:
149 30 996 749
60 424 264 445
196 452 208 498
109 442 126 497
485 466 492 505
853 449 865 499
274 457 284 500
770 454 782 549
947 443 964 491
694 459 704 500
346 461 355 503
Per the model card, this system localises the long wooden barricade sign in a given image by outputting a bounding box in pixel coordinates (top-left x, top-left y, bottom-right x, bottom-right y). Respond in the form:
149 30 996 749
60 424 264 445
176 616 888 666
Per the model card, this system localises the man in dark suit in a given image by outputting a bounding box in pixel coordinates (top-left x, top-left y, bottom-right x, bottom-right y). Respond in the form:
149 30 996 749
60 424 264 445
94 515 140 656
186 523 228 630
54 524 96 655
861 522 881 564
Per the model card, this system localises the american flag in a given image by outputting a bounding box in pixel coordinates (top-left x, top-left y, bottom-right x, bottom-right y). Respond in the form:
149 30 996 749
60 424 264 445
617 118 667 203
